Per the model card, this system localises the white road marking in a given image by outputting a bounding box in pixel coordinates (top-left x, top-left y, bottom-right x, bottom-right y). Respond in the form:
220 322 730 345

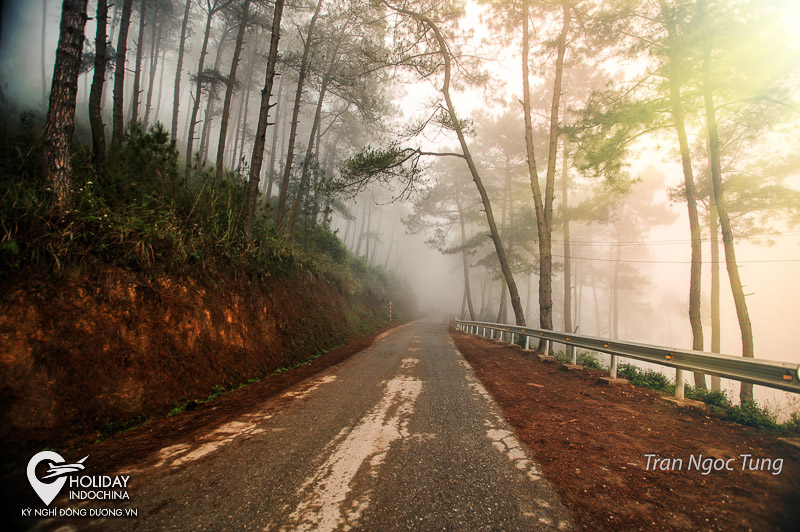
281 376 423 532
456 349 572 531
282 375 337 400
133 375 338 472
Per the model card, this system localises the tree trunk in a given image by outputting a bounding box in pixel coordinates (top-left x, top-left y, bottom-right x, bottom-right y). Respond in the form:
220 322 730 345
109 0 134 161
287 79 327 232
104 1 120 110
215 0 251 181
143 1 162 129
43 0 89 211
287 18 350 234
129 0 147 127
154 48 166 122
276 0 324 232
521 0 569 333
497 285 508 324
562 135 573 359
266 78 284 199
392 5 526 325
660 0 706 389
709 204 722 390
699 0 754 402
89 0 108 169
171 0 192 139
244 0 285 236
199 31 230 164
186 6 215 170
364 202 372 261
231 44 256 170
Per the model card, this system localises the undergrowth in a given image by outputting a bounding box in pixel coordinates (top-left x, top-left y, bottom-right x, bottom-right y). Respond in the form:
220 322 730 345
0 118 412 310
552 350 604 370
616 363 800 434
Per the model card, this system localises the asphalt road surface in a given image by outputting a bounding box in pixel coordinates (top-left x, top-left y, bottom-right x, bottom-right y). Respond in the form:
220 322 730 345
32 316 573 531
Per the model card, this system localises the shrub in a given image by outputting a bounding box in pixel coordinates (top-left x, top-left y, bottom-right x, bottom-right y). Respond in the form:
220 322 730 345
577 351 604 370
685 386 732 408
726 400 780 431
617 364 673 393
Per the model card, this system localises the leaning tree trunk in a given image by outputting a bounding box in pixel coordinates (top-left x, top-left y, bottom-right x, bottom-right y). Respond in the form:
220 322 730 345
109 0 134 161
89 0 108 168
276 0 324 232
437 18 524 325
700 0 754 403
393 4 526 325
185 7 215 170
243 0 285 236
660 0 707 390
171 0 192 139
216 0 251 181
129 0 147 127
43 0 89 211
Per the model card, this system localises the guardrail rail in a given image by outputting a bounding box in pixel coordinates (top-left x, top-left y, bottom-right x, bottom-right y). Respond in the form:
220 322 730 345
455 320 800 399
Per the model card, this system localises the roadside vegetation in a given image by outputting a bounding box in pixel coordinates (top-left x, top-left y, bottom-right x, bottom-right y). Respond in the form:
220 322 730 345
0 116 410 309
549 350 800 434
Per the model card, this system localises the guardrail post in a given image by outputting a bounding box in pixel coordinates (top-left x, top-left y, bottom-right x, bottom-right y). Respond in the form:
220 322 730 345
610 354 618 379
545 339 551 356
675 369 685 399
524 335 530 350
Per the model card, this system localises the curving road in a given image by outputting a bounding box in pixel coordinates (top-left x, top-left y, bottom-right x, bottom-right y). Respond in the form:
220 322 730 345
32 316 573 531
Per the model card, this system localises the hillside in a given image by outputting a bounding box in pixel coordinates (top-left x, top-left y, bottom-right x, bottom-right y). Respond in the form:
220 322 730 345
0 118 414 463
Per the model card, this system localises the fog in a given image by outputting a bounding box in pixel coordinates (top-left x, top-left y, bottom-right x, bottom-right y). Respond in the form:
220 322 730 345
3 0 799 413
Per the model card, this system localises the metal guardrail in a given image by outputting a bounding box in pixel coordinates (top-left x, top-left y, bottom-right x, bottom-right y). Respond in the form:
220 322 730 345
455 320 800 398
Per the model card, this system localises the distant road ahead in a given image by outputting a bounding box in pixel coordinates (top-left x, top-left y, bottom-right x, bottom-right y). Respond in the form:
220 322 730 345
34 316 573 531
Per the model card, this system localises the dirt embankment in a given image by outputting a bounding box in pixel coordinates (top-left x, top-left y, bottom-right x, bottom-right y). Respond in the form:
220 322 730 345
0 265 392 461
452 328 800 532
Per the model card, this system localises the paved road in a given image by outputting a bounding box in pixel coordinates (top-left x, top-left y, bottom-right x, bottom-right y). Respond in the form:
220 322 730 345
33 316 573 531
